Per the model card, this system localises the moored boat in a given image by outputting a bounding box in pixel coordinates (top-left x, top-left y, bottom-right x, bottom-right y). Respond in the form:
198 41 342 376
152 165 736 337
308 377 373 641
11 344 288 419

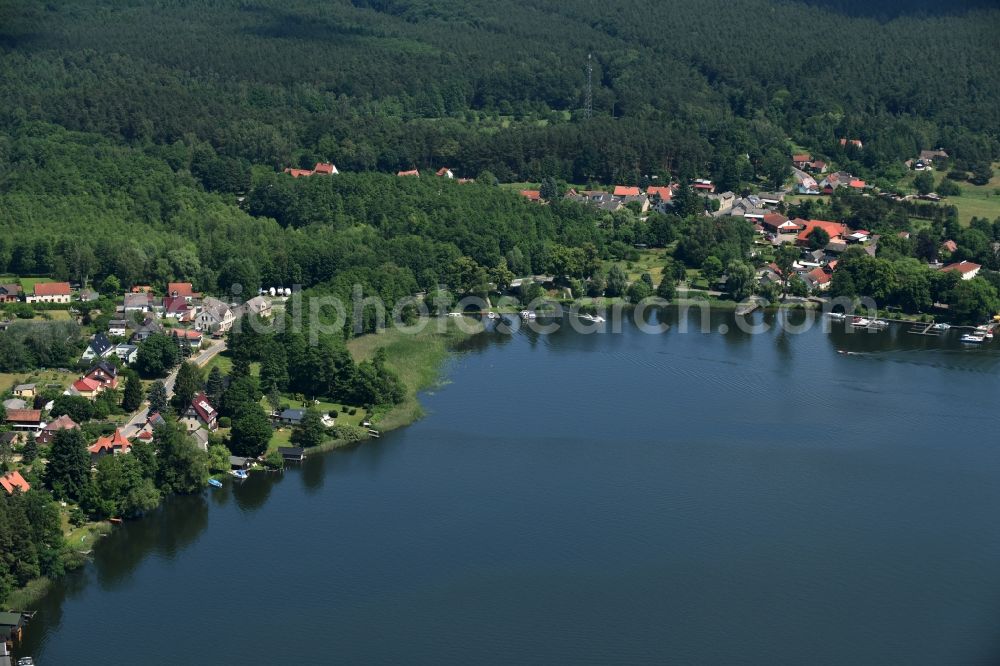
208 478 223 488
961 333 985 344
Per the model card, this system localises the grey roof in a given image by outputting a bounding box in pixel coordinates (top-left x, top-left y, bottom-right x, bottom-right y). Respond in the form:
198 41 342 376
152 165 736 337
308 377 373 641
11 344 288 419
89 332 113 355
200 297 232 321
2 399 26 411
279 408 306 421
123 293 152 308
13 383 34 391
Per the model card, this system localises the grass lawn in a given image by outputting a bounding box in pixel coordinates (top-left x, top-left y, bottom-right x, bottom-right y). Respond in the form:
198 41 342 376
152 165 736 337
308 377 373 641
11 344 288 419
0 369 77 393
603 247 670 284
346 317 482 431
18 276 53 291
203 351 233 376
900 164 1000 226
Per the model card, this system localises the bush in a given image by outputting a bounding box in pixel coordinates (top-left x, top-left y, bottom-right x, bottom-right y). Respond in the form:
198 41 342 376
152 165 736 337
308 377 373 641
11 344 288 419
263 451 284 469
69 507 87 527
218 416 232 428
348 408 357 415
332 424 367 442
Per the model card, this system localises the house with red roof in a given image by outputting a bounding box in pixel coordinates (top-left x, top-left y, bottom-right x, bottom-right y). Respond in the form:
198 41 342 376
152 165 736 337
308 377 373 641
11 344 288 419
162 295 195 320
435 167 454 179
36 414 79 445
645 186 672 202
0 284 22 303
805 267 833 292
519 190 541 202
839 138 864 149
167 282 200 301
941 240 958 254
89 429 131 462
180 393 218 432
848 179 866 190
284 168 313 178
397 169 420 177
792 154 812 168
613 185 641 197
312 162 338 175
70 377 102 399
761 213 802 235
796 220 847 247
692 179 715 192
939 261 981 281
26 282 71 304
85 361 119 390
5 408 42 431
0 470 30 495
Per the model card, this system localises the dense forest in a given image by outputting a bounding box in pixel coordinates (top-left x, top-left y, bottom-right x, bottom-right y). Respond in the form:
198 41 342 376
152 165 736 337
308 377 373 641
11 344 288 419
0 0 997 187
0 0 996 300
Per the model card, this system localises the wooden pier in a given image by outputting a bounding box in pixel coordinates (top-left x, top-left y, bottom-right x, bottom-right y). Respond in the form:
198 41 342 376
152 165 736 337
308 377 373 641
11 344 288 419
907 322 942 336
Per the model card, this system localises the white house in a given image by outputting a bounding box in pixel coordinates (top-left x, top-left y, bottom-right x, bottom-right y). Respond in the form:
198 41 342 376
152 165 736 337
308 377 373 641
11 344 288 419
196 297 234 334
939 261 981 281
26 282 71 304
81 333 115 362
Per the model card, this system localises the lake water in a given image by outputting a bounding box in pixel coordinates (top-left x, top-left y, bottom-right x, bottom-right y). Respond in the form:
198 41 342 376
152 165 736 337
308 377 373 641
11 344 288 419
16 309 1000 665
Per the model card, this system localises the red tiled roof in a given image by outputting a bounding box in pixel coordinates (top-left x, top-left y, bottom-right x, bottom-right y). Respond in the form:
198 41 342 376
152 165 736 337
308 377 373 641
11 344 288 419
613 186 641 197
397 169 420 177
169 328 202 341
43 414 78 433
313 162 336 174
33 282 70 296
435 167 452 177
89 429 131 456
796 220 847 243
645 186 672 200
73 377 101 393
849 179 866 188
940 261 981 275
167 282 197 298
0 471 30 495
807 267 832 285
284 168 313 178
942 240 958 252
519 190 541 201
189 393 217 424
5 408 42 423
792 154 812 162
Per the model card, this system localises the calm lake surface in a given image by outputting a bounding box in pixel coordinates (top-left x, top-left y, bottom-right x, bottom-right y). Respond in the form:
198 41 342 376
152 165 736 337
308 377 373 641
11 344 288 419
17 309 1000 665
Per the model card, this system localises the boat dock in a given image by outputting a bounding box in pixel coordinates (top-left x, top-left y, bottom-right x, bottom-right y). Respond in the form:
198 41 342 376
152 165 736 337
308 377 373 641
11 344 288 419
908 322 943 336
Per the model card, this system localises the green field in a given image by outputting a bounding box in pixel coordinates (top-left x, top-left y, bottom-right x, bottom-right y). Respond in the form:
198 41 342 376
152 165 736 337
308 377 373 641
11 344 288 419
346 317 482 431
900 164 1000 225
0 369 76 394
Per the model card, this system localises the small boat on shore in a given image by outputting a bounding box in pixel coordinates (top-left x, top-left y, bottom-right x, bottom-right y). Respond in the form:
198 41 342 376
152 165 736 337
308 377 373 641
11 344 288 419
961 333 986 344
208 478 223 488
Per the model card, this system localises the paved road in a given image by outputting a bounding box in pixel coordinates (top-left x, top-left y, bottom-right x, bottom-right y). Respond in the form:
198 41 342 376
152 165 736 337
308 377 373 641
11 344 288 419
120 338 227 438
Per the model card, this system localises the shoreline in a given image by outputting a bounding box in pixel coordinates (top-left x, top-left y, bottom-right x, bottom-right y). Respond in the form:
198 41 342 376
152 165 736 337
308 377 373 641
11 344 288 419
12 318 484 613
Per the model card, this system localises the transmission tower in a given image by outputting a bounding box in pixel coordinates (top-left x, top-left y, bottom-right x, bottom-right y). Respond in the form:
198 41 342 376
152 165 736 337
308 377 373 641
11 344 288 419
585 53 593 119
